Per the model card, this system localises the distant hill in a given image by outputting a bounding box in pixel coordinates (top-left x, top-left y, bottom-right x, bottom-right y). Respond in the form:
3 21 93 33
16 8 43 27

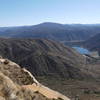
1 22 100 41
83 33 100 55
0 38 93 80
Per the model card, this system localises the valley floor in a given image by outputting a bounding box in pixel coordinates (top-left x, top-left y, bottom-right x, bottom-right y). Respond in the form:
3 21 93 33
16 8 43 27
37 76 100 100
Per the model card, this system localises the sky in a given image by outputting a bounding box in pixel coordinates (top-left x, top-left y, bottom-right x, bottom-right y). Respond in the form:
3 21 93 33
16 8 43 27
0 0 100 26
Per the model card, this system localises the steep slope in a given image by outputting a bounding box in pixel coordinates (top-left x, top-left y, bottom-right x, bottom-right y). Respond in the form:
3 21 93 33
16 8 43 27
84 33 100 54
0 58 70 100
0 58 36 85
0 38 92 79
1 23 100 41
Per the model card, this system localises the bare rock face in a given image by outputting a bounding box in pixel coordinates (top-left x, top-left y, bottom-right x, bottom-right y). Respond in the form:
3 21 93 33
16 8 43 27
0 57 70 100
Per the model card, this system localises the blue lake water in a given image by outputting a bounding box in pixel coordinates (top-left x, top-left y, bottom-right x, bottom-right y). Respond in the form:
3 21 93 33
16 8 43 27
73 47 90 54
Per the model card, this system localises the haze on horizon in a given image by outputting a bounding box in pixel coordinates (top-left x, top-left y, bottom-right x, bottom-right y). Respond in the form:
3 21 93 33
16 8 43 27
0 0 100 27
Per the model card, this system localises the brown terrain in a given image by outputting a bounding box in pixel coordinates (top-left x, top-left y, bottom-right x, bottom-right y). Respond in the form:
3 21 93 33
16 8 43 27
0 38 100 100
0 57 70 100
0 38 92 79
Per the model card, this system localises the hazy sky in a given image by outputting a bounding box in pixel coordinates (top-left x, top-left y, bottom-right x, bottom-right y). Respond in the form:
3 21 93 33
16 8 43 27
0 0 100 26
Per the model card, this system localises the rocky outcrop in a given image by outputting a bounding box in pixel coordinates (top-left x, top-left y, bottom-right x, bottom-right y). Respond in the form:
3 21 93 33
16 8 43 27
0 57 70 100
0 72 55 100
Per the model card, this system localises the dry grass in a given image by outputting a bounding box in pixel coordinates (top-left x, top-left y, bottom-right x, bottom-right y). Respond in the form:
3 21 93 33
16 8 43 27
0 58 34 85
0 58 69 100
0 72 56 100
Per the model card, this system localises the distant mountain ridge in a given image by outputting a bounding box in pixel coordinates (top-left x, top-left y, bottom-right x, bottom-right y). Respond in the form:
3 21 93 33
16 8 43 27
0 22 100 41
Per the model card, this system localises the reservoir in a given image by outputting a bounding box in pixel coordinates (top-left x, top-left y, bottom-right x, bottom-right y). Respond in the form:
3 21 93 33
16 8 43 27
73 46 90 54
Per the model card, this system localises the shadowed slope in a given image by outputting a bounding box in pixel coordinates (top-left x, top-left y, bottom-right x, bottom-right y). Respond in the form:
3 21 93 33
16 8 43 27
84 33 100 54
0 38 93 79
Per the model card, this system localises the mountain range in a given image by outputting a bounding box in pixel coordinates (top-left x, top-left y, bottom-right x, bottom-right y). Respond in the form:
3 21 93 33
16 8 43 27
0 22 100 100
1 22 100 41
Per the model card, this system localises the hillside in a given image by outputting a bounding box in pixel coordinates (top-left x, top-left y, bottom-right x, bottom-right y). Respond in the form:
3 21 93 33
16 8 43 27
0 57 100 100
0 38 93 79
64 33 100 57
0 39 100 99
1 23 100 41
83 33 100 54
0 57 70 100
